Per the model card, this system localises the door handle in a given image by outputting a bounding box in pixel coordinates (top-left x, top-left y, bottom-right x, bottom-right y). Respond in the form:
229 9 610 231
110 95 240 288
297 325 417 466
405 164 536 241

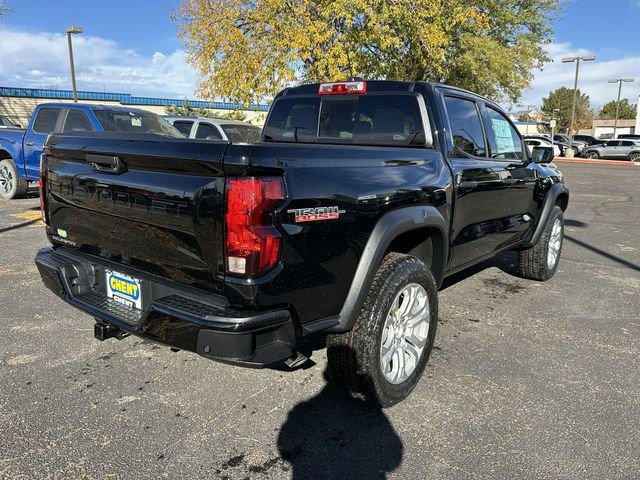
85 154 126 174
502 178 518 185
25 141 34 147
458 181 478 189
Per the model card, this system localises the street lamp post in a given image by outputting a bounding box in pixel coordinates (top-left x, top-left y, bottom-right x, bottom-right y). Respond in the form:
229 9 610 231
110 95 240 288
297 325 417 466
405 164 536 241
608 78 634 139
550 108 560 150
562 55 595 156
66 26 83 103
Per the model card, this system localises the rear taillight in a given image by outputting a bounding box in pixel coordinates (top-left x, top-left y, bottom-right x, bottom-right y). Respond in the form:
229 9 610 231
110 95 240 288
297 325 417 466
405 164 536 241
318 81 367 95
225 176 284 277
39 154 48 225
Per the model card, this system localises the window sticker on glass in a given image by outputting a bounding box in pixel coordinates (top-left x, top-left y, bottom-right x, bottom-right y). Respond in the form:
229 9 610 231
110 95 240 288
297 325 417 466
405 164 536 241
491 118 515 154
131 117 142 127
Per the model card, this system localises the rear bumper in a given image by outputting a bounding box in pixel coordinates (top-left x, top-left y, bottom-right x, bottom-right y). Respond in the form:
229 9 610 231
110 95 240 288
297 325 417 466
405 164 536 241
35 246 296 367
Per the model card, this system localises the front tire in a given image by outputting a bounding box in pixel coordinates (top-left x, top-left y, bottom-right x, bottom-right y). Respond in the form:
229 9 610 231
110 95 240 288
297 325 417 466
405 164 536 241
585 151 599 159
629 152 640 162
327 253 438 407
0 159 28 199
517 206 564 281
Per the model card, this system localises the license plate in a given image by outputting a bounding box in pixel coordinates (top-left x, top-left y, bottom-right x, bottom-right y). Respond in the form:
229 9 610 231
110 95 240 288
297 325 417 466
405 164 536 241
106 270 142 310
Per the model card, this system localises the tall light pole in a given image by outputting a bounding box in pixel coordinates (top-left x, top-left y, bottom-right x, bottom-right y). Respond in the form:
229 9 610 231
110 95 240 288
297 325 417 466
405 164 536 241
608 78 634 139
66 26 83 103
550 108 560 150
562 55 595 155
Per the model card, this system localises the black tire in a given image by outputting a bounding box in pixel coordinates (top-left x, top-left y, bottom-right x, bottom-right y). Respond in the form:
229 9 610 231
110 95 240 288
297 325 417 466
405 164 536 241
629 152 640 162
326 253 438 407
517 206 564 281
0 159 29 199
585 151 599 159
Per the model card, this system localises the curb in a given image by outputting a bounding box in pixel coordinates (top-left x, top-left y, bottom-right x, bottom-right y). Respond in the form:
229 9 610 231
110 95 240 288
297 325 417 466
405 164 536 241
553 157 638 167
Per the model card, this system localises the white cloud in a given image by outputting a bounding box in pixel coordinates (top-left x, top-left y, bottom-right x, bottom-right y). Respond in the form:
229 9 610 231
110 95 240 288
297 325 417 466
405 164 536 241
0 28 200 99
518 42 640 110
1 28 638 112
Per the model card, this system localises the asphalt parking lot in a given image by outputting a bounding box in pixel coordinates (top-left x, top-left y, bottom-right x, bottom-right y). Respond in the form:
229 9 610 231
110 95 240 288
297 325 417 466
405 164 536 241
0 163 638 479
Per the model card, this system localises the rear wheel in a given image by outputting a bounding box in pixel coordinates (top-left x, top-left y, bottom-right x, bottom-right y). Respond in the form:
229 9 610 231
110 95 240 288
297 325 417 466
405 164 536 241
629 152 640 162
327 253 438 407
0 159 28 200
517 206 564 281
585 151 599 159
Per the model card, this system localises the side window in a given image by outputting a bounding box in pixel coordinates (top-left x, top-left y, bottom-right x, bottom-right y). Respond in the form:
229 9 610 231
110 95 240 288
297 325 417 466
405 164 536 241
444 96 486 157
485 107 524 160
33 108 62 134
621 141 634 147
195 123 223 140
172 120 194 136
607 141 620 147
63 109 95 133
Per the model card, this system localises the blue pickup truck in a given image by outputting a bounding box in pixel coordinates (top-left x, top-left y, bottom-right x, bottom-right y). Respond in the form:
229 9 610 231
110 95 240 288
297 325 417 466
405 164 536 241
0 103 182 199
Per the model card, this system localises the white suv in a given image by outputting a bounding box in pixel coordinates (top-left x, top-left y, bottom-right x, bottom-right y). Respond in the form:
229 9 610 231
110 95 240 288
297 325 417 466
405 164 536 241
164 117 262 143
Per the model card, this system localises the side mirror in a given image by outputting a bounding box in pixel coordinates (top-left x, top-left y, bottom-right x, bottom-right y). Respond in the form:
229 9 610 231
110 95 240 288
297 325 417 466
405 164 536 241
531 145 554 164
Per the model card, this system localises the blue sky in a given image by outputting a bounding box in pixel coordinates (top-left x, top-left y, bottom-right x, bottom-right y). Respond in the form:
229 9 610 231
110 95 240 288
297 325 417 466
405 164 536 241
1 0 639 109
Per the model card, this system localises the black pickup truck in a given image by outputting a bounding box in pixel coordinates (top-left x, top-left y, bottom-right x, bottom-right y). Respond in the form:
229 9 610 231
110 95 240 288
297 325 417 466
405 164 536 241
35 80 568 406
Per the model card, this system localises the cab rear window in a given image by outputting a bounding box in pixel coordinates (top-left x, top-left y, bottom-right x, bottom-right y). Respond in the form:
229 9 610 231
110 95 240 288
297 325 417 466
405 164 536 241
263 94 427 147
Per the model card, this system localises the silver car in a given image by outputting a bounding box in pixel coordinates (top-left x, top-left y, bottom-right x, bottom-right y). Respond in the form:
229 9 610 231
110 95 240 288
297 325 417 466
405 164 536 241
165 116 262 143
582 140 640 161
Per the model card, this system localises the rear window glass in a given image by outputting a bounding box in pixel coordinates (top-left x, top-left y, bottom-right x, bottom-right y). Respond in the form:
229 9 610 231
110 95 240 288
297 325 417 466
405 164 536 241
92 109 183 138
63 109 95 133
172 120 193 136
221 124 262 143
263 95 426 147
195 123 223 140
264 98 319 143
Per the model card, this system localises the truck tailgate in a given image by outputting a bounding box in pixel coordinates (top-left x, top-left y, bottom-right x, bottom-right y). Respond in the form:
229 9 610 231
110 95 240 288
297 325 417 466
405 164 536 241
43 134 228 294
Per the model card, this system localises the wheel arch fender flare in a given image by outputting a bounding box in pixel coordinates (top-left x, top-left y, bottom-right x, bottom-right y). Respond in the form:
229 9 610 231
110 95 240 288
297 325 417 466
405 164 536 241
524 182 569 248
0 146 25 177
329 205 448 333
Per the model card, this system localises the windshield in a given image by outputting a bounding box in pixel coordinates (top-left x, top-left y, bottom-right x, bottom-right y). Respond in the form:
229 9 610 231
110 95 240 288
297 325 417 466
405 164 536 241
92 109 183 138
220 124 262 143
263 94 426 147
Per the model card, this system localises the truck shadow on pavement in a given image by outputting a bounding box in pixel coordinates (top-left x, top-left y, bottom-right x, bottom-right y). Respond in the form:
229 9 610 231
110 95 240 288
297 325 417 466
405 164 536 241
277 359 403 479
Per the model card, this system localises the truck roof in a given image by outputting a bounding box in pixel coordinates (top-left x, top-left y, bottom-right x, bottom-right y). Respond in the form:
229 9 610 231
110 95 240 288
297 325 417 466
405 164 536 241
276 80 503 110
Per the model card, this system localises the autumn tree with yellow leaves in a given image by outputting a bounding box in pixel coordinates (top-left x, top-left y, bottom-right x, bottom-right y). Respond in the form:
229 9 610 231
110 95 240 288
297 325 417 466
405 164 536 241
174 0 558 105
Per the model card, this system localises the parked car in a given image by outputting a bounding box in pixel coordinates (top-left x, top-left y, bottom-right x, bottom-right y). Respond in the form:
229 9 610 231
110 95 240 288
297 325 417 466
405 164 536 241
553 134 586 155
524 134 570 156
165 116 262 143
582 140 640 161
523 136 561 157
0 103 182 199
36 80 567 406
0 114 21 129
573 134 604 146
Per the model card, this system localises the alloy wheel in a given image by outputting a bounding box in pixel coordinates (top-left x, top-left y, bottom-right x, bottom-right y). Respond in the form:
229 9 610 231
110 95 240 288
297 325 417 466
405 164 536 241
0 164 14 195
547 218 562 270
380 283 430 385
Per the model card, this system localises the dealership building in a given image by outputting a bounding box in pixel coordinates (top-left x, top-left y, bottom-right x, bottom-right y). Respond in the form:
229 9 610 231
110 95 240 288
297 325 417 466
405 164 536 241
0 86 270 127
